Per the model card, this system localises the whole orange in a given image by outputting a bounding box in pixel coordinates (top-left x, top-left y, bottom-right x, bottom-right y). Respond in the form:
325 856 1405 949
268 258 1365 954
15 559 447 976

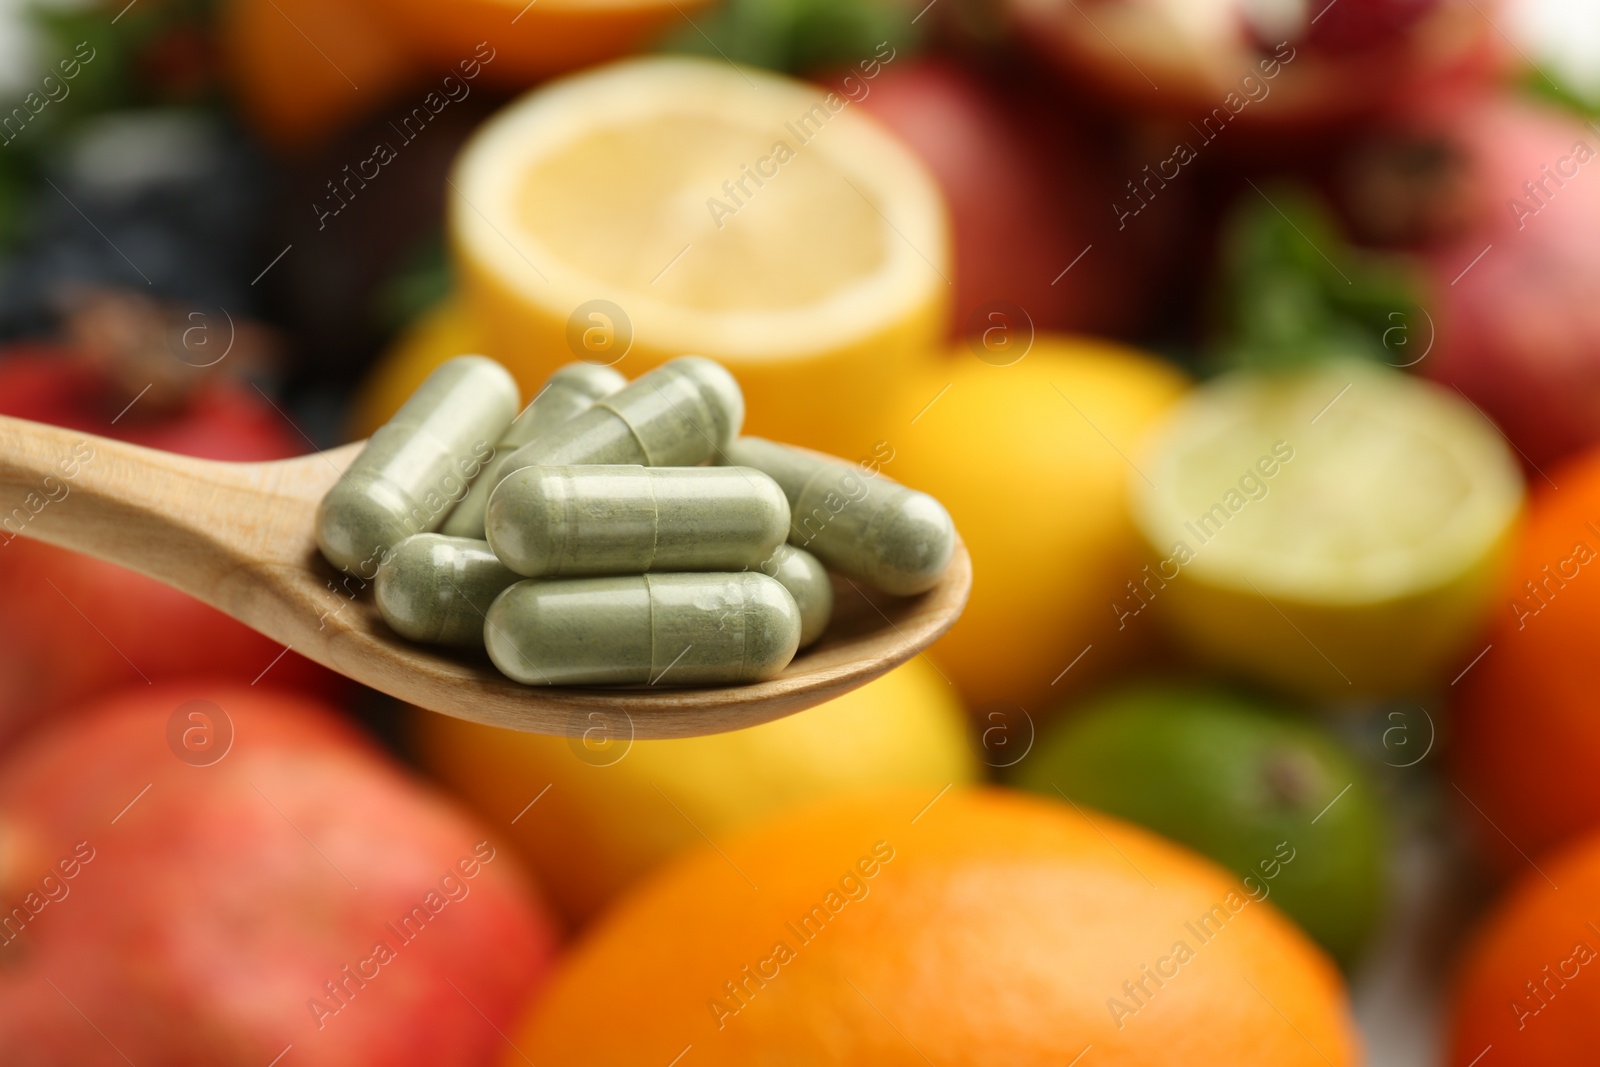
510 788 1359 1066
883 339 1189 716
1447 830 1600 1063
368 0 711 89
1451 445 1600 868
218 0 414 151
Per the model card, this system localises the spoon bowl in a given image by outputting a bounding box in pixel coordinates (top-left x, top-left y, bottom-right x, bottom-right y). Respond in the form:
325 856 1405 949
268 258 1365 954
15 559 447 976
0 415 970 738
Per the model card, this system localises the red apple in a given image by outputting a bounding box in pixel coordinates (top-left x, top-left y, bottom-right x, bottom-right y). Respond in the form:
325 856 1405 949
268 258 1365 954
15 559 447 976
0 344 345 752
0 683 557 1065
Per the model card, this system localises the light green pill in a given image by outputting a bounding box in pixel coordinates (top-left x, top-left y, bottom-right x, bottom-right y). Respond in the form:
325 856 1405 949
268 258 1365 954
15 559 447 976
318 355 519 575
375 534 518 647
441 362 626 539
497 356 742 472
486 465 790 578
485 572 800 687
723 436 956 597
761 544 832 648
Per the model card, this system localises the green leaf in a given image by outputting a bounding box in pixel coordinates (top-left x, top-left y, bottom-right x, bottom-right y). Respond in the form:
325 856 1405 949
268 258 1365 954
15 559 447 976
373 231 452 335
1521 66 1600 120
1210 184 1428 375
654 0 924 75
29 0 225 121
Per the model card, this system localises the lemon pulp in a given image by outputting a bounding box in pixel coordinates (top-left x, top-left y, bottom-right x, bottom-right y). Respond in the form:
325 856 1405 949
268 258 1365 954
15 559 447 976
516 114 886 312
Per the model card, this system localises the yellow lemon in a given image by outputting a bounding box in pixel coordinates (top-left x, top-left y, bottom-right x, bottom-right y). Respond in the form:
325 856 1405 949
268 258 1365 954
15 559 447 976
883 337 1190 719
409 657 976 925
448 55 950 460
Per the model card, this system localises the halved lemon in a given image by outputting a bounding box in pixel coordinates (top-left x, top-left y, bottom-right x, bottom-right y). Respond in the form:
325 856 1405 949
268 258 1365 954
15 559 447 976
449 56 950 459
1131 360 1524 699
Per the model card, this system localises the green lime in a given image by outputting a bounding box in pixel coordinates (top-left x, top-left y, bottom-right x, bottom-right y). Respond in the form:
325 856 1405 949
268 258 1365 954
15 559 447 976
1009 682 1387 964
1130 359 1522 698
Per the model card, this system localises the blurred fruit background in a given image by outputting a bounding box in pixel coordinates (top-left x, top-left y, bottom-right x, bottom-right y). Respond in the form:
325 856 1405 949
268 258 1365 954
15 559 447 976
0 0 1596 1062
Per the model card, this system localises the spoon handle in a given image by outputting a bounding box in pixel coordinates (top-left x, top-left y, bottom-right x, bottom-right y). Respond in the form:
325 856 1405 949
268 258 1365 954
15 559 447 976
0 415 307 604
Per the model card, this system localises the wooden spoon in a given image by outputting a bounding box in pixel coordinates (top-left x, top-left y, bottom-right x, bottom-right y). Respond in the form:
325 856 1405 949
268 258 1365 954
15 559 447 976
0 416 970 739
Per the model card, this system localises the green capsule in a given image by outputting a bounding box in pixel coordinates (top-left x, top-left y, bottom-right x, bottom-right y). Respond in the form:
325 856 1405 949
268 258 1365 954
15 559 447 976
723 437 955 596
497 356 742 472
442 362 626 539
318 356 519 575
761 544 832 649
487 465 789 578
375 534 518 647
485 572 800 687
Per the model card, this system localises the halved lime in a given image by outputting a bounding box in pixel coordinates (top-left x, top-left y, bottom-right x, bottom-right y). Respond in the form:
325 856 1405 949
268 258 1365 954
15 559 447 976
1130 360 1523 698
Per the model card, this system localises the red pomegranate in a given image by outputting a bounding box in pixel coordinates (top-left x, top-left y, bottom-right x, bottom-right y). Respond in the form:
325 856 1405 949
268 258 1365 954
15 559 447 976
1344 94 1600 469
1007 0 1502 131
849 57 1191 340
0 683 557 1065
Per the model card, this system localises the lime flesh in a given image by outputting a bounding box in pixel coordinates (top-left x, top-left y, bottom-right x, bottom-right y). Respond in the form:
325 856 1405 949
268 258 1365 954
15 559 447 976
1129 361 1522 698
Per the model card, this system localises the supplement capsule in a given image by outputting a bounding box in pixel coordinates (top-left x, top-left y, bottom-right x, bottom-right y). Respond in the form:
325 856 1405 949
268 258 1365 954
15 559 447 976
318 355 519 575
761 544 832 648
496 356 743 472
723 437 955 596
442 362 626 539
487 465 790 578
375 534 518 647
485 572 800 687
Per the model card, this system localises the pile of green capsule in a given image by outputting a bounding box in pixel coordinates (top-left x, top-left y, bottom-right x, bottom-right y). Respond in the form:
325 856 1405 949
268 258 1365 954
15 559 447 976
315 354 956 688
